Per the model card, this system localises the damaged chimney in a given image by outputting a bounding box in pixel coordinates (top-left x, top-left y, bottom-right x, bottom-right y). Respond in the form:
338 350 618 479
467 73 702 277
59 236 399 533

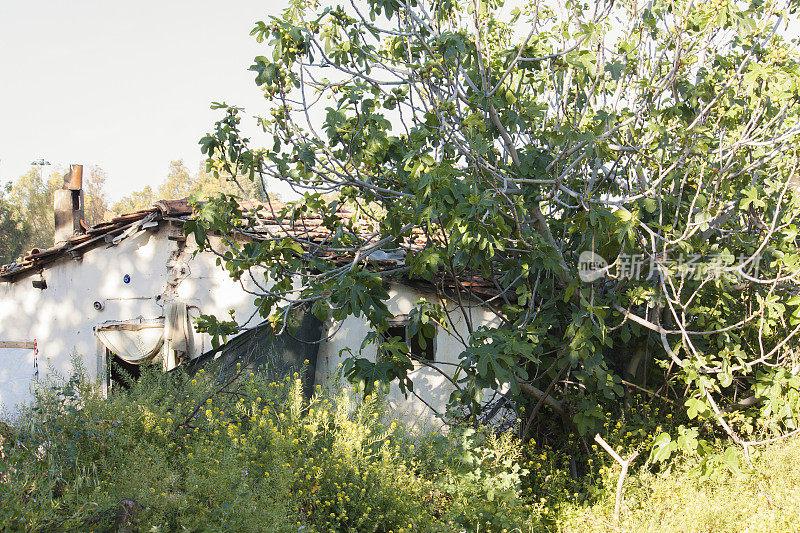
54 164 85 246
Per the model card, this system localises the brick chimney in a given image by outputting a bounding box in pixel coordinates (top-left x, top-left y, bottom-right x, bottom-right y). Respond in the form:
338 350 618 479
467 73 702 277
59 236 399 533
54 164 85 246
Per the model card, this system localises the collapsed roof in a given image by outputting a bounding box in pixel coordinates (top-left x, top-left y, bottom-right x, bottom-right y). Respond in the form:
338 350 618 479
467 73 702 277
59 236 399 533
1 199 192 282
0 198 497 299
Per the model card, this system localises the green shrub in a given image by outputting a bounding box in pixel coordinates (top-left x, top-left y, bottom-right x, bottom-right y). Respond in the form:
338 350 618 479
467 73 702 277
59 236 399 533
0 363 539 532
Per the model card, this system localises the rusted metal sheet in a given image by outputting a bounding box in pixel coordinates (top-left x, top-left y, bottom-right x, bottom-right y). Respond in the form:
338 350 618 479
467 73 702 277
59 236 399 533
65 164 83 191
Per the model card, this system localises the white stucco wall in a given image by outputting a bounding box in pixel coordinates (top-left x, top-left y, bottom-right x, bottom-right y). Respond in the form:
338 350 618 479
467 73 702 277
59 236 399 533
315 283 501 428
0 226 501 425
0 224 259 417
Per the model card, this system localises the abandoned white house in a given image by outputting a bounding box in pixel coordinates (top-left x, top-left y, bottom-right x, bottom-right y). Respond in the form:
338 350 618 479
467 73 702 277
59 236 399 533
0 165 501 422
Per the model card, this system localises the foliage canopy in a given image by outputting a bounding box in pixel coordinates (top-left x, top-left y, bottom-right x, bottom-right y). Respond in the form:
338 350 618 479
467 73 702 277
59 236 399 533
0 166 108 263
196 0 800 454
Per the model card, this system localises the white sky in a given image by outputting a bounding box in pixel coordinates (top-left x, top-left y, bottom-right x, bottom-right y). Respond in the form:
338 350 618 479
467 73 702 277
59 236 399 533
0 0 289 201
3 1 795 204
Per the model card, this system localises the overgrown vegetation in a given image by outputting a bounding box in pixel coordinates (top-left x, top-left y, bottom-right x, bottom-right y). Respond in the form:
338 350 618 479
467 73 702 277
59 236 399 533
192 0 800 473
0 364 538 531
2 365 800 531
558 435 800 533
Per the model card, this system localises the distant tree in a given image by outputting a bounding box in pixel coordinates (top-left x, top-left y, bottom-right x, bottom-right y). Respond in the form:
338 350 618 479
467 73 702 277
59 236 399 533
158 160 198 201
110 159 269 217
111 185 156 215
0 183 30 264
111 160 197 216
8 168 60 251
84 165 111 226
3 165 111 254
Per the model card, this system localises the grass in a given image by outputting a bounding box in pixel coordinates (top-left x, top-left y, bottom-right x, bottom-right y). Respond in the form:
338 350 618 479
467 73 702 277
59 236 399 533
558 435 800 532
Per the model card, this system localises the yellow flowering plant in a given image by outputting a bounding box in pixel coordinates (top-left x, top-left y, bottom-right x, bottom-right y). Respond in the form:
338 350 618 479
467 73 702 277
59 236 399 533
0 360 542 532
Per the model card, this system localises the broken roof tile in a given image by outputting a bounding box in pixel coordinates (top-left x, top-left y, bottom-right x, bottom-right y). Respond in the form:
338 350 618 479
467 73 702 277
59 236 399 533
1 197 459 290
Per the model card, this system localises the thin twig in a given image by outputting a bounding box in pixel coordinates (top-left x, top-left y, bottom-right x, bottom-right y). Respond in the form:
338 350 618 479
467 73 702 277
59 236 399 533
594 434 639 527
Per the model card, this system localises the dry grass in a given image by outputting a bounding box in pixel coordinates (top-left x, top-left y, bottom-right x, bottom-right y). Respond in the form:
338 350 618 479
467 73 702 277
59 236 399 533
557 436 800 533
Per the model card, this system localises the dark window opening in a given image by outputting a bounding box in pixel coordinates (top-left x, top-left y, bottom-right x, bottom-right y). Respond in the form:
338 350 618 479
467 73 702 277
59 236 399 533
379 320 435 363
385 324 406 345
410 330 435 362
107 352 143 390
